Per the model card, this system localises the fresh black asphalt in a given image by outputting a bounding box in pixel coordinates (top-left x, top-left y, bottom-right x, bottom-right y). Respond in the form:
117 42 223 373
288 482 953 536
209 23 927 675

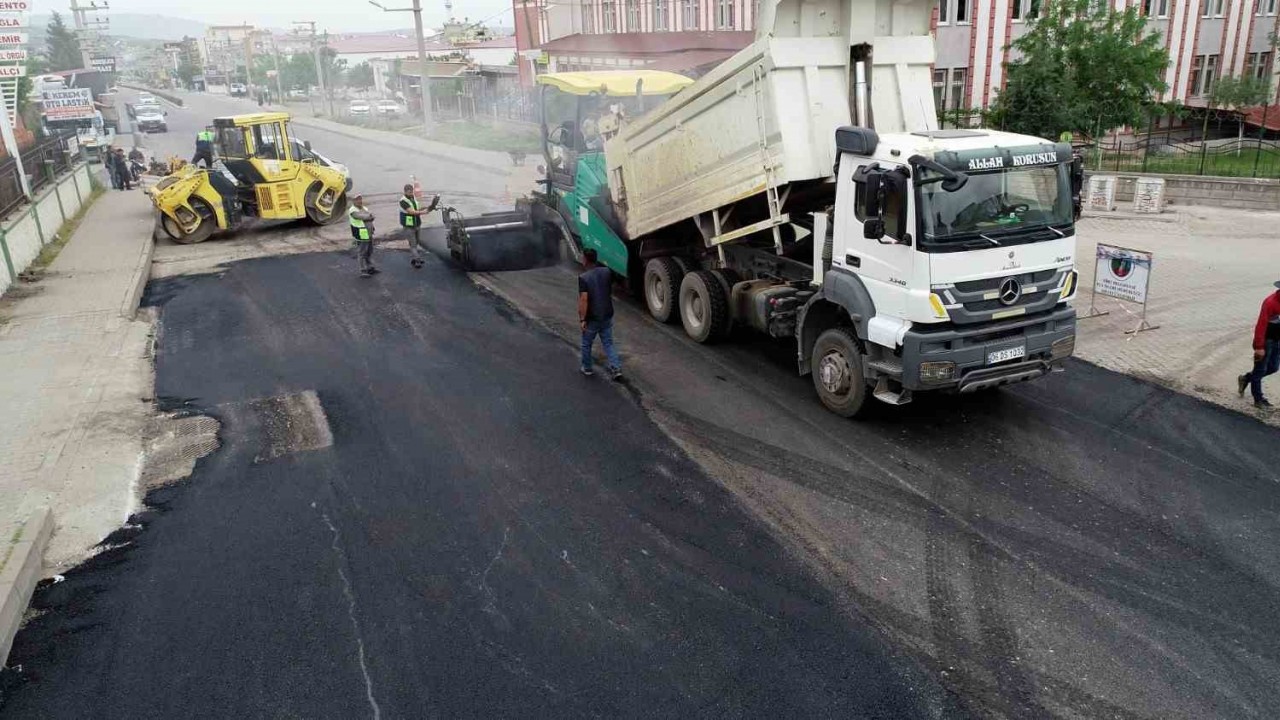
0 247 949 718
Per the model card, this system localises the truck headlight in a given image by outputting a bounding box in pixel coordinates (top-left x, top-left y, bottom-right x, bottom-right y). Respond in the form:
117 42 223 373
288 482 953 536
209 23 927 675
1050 335 1075 360
928 293 950 319
1060 271 1078 300
919 361 956 383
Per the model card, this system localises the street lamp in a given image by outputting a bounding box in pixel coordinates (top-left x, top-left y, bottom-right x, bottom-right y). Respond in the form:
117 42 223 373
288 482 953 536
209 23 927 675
369 0 434 134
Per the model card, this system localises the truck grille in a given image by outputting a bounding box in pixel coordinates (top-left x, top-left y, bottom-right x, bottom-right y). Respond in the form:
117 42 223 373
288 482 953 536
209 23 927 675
937 269 1067 325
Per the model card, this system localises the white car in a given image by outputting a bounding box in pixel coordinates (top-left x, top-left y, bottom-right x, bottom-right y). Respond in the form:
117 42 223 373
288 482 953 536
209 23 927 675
348 100 371 117
375 100 404 116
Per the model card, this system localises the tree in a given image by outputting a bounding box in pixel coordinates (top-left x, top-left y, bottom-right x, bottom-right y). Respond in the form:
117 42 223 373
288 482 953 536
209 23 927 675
44 12 83 72
1203 74 1273 155
987 0 1169 140
347 62 374 90
176 60 200 87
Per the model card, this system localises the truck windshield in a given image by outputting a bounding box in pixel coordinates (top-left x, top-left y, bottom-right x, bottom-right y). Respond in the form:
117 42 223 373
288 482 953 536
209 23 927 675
917 164 1072 248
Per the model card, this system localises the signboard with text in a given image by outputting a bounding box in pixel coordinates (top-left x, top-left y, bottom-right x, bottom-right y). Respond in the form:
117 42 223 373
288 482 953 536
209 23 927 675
0 47 25 61
0 1 31 11
91 56 116 73
0 31 26 45
41 88 95 120
1093 244 1153 304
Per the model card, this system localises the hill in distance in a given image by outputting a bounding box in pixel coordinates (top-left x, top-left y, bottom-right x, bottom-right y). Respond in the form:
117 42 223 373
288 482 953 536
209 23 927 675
30 12 209 42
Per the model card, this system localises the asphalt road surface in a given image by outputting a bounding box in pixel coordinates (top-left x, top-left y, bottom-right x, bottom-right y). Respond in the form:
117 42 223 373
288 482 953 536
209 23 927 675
2 91 1278 719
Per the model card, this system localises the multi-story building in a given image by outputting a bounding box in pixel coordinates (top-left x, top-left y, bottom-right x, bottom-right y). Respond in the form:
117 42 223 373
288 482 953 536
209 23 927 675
515 0 1280 129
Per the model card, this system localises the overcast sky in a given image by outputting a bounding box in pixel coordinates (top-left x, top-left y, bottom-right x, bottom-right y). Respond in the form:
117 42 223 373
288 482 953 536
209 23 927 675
108 0 516 35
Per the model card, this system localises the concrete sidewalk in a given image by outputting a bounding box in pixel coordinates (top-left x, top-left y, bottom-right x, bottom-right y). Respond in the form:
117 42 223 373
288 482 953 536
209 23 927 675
0 185 156 581
1072 205 1280 423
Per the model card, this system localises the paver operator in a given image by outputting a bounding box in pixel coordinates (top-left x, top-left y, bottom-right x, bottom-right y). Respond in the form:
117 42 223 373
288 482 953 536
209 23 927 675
349 195 379 278
399 185 440 269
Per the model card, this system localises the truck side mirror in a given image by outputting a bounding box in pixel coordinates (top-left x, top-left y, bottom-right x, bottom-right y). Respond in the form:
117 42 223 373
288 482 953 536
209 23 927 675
863 217 886 240
860 170 883 218
1070 155 1084 195
304 140 312 151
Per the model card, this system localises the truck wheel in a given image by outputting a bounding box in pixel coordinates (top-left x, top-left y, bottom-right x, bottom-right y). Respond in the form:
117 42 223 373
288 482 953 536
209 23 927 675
644 257 684 323
811 327 869 417
679 270 730 343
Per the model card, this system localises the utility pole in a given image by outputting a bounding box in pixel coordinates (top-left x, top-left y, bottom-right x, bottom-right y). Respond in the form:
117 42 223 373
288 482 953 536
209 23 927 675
370 0 434 134
270 35 285 107
70 0 110 70
293 21 328 116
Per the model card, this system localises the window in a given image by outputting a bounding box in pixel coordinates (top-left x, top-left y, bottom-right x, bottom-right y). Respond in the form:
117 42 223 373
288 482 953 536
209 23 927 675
654 0 670 29
582 2 596 32
948 68 967 111
682 0 700 28
938 0 969 23
1191 54 1219 96
1158 0 1168 17
251 122 286 160
1012 0 1040 20
603 0 617 31
933 69 946 110
716 0 735 29
1268 0 1278 15
1202 0 1224 17
1246 52 1273 80
626 0 641 30
853 167 908 241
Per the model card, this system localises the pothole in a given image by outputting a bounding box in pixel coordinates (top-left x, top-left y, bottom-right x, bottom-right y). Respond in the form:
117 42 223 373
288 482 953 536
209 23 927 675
140 413 221 489
246 390 334 464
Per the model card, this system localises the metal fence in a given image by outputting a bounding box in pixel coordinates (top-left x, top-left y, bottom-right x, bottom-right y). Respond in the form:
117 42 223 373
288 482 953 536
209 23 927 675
1086 129 1280 179
0 132 79 218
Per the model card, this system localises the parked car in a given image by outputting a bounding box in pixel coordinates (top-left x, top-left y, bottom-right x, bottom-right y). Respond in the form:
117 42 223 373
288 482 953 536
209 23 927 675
286 87 308 100
375 100 404 116
348 100 371 117
229 83 248 97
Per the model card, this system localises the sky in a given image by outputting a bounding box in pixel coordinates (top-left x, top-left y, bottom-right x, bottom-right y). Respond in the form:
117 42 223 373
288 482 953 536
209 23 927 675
102 0 516 35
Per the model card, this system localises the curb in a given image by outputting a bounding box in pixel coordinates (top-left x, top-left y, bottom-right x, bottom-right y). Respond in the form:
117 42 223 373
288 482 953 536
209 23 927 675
121 227 155 320
0 508 53 669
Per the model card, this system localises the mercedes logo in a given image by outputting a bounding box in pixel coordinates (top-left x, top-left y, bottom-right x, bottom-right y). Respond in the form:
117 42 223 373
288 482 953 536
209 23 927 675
998 277 1022 306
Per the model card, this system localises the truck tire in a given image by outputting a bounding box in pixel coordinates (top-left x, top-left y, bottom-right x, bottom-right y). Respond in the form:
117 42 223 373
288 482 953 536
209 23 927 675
679 270 730 343
644 257 684 323
811 327 869 417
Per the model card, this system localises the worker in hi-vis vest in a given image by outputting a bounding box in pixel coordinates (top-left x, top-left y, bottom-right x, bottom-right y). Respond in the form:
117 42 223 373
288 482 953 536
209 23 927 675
192 128 215 168
399 184 440 269
349 194 379 278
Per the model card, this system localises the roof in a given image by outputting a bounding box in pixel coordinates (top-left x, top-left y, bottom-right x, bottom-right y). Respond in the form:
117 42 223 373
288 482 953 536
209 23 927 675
541 31 752 55
328 34 454 56
213 112 292 127
537 70 694 96
644 49 740 74
1241 104 1280 132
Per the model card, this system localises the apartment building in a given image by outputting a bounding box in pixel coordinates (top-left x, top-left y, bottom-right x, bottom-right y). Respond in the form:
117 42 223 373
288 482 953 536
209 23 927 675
516 0 1280 127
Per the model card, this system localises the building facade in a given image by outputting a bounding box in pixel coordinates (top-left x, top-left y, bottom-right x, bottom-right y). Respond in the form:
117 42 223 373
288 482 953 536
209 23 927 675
516 0 1280 125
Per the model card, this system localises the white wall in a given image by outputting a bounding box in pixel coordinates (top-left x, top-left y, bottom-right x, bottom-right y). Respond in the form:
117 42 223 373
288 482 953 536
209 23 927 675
0 165 93 297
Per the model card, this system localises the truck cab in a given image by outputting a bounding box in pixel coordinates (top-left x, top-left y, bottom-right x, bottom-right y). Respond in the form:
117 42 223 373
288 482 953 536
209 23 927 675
822 127 1080 400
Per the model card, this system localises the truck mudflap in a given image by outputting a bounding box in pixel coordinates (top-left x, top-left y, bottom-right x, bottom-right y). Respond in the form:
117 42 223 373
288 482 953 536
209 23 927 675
896 305 1076 391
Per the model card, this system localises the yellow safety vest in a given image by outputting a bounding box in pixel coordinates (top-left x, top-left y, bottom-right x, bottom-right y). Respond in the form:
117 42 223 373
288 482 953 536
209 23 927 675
349 206 371 241
399 196 419 227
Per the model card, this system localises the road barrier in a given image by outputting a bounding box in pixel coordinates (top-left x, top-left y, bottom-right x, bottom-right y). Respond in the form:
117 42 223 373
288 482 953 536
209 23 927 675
119 83 185 108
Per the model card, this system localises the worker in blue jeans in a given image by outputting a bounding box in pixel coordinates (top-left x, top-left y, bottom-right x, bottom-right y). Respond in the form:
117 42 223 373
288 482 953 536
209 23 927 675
578 248 623 380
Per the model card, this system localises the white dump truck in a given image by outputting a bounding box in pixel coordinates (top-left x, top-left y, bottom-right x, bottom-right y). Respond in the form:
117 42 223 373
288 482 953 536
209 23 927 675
454 0 1083 417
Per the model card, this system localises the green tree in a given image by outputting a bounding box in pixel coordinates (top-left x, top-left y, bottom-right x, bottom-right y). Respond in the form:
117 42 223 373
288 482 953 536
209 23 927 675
347 62 374 90
44 12 82 72
176 60 200 87
1202 74 1273 154
987 0 1169 140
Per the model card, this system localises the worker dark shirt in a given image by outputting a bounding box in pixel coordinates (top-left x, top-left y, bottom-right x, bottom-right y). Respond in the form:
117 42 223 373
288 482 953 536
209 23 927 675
578 266 614 322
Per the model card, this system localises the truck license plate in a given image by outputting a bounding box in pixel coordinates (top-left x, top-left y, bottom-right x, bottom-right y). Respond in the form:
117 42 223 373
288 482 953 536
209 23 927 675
987 345 1025 365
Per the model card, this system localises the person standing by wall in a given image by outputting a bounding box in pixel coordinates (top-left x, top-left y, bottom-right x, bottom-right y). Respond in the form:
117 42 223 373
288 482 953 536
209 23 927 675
1238 282 1280 408
348 194 379 278
578 248 622 380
